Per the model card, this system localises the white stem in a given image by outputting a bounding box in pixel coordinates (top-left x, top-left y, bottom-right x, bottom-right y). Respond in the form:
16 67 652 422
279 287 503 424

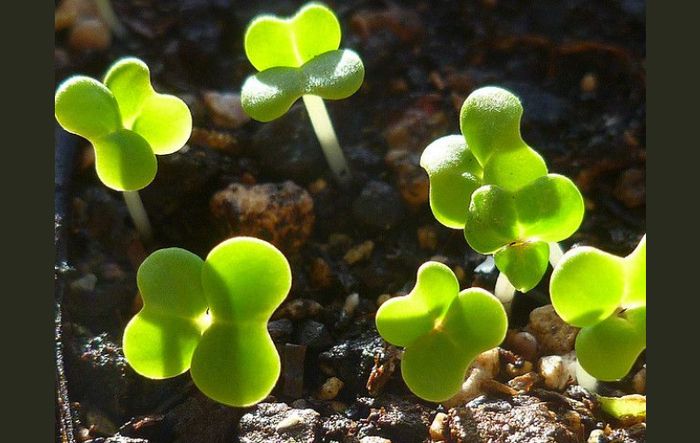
575 359 599 393
548 242 565 267
123 191 153 243
94 0 127 38
495 272 516 315
302 95 352 185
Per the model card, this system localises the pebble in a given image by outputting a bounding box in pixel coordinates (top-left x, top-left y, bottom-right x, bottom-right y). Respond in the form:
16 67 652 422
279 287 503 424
210 180 314 254
632 366 646 394
70 273 97 292
359 437 392 443
202 91 249 129
352 181 404 230
508 372 540 393
317 377 345 400
580 73 598 94
251 106 325 183
309 257 334 289
68 18 111 50
376 293 392 307
344 241 375 265
587 429 607 443
614 168 645 208
239 403 319 443
525 305 579 355
274 298 323 321
539 352 578 391
416 225 438 250
444 348 500 408
297 320 334 350
343 293 360 316
385 149 430 207
267 319 293 343
429 412 448 441
505 330 539 362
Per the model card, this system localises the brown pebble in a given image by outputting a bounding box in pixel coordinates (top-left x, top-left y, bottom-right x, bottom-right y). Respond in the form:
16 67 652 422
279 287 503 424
344 240 374 265
190 127 238 153
505 360 533 378
417 225 438 250
580 72 598 93
202 91 249 129
632 367 646 394
376 293 392 307
210 181 314 254
385 149 430 207
317 377 344 400
614 168 645 208
69 18 111 51
507 372 540 393
273 299 322 321
525 305 579 355
429 412 449 441
505 330 539 361
307 178 327 194
310 257 333 289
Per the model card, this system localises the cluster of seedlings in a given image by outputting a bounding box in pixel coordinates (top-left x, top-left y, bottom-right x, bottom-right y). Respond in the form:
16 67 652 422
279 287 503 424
55 1 645 414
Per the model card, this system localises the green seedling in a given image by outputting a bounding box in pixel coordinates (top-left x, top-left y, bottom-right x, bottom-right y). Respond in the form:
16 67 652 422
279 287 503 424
420 87 584 294
123 237 292 407
241 2 365 185
55 57 192 241
550 235 646 381
375 261 507 402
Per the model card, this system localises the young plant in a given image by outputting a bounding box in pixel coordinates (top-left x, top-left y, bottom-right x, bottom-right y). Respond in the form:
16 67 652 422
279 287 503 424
123 237 292 407
240 2 365 185
55 57 192 241
375 261 507 402
420 87 584 297
550 235 646 381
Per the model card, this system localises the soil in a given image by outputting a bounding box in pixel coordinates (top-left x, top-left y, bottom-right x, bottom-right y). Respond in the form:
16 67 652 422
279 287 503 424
54 0 646 442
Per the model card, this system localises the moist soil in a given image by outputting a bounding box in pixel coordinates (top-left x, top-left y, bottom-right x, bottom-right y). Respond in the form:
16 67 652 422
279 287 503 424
54 1 646 442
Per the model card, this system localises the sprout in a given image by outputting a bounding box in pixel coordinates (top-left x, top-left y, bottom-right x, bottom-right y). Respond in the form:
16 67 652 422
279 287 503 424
241 2 365 185
375 261 507 402
420 87 584 294
123 237 292 407
550 235 646 381
55 57 192 241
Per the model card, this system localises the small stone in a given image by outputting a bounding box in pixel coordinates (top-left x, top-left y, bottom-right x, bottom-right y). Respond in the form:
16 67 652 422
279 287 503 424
69 18 111 50
274 298 323 321
507 372 540 393
359 437 392 443
429 412 448 441
376 294 392 307
352 181 404 230
452 265 466 284
525 305 579 355
310 257 334 289
416 225 438 250
344 241 375 265
307 178 327 194
240 403 320 443
202 91 250 129
580 73 598 94
297 320 334 350
385 149 430 207
366 346 400 396
506 330 539 362
317 377 344 400
632 366 646 394
587 429 607 443
343 293 360 316
70 273 97 292
539 352 577 391
506 360 533 378
268 319 293 343
444 348 500 408
614 168 645 208
210 180 314 254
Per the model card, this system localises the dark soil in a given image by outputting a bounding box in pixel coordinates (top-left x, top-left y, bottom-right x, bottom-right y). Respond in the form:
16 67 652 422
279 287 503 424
55 0 646 442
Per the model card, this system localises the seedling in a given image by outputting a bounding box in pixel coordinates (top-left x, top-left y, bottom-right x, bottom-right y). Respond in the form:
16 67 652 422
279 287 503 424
123 237 292 407
550 235 646 381
241 2 365 185
420 87 584 296
55 57 192 241
375 261 507 402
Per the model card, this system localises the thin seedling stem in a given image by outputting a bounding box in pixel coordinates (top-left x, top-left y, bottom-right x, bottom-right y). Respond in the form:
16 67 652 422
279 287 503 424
123 191 153 243
302 94 352 185
548 242 564 267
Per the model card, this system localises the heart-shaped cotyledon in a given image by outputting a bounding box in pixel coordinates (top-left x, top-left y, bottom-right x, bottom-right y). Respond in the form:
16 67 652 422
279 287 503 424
123 237 292 407
240 2 365 122
54 57 192 191
551 235 646 381
375 262 507 402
